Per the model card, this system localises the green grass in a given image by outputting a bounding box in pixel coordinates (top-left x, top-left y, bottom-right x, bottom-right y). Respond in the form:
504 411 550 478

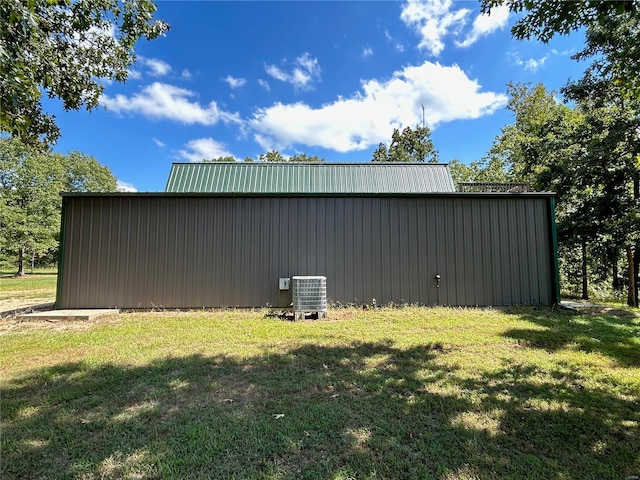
1 306 639 479
0 268 58 302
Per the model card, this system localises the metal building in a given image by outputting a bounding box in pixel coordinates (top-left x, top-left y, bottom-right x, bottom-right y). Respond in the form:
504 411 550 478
56 163 559 309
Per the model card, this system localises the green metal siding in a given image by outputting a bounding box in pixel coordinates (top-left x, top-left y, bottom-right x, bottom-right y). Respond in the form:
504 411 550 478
165 162 456 193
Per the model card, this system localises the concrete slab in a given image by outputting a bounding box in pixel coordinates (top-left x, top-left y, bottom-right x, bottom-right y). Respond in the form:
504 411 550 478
18 309 119 321
560 300 607 311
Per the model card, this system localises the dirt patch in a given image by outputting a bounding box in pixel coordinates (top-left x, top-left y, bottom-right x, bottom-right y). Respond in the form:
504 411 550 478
0 297 55 314
0 313 122 335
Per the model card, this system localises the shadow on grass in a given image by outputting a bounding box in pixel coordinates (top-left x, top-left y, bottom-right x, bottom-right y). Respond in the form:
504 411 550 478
0 271 58 278
2 340 638 479
501 307 640 366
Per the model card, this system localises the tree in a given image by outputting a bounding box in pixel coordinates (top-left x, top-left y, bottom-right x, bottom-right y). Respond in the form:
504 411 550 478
563 69 640 305
568 6 640 100
63 151 118 192
256 151 325 162
258 151 286 163
206 156 237 162
487 81 640 305
480 0 637 41
288 153 324 163
480 1 640 304
480 0 640 95
1 0 169 145
372 126 439 163
485 83 597 299
448 157 511 185
1 139 61 276
0 137 116 275
372 143 389 163
567 10 640 306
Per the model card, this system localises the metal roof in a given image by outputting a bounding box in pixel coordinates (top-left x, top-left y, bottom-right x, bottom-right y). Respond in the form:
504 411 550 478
165 162 456 194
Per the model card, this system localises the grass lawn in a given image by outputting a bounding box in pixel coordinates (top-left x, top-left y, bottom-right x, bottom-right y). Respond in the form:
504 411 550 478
0 268 58 311
1 305 638 480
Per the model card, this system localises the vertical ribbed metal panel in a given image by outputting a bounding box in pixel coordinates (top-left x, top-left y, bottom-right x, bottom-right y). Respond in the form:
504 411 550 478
58 195 554 308
165 163 456 193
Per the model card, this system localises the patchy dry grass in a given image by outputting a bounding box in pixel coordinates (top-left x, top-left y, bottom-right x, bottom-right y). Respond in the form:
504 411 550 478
1 306 639 479
0 269 57 312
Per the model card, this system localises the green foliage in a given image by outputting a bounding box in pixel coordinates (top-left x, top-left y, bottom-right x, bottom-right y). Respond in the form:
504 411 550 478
208 152 325 163
560 11 640 305
258 150 286 162
62 151 117 192
481 1 640 97
448 157 511 185
256 151 325 162
568 10 640 101
371 143 389 162
288 152 325 163
487 81 639 305
0 140 62 275
0 137 116 275
0 0 169 145
480 1 640 304
480 0 638 42
372 126 439 163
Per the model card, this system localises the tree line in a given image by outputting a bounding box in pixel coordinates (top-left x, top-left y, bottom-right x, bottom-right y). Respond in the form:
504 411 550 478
452 81 639 307
0 138 117 275
449 2 640 307
1 0 638 305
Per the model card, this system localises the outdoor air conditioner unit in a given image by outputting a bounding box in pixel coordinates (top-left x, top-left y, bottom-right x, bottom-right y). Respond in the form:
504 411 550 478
291 276 327 321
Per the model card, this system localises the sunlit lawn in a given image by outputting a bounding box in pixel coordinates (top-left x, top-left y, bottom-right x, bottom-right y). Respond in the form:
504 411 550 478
0 269 58 311
1 304 638 479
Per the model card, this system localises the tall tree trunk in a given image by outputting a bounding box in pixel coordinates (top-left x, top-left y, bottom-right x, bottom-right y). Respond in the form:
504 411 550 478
627 247 637 307
634 246 639 308
634 173 639 307
612 258 620 291
16 246 25 277
581 239 589 300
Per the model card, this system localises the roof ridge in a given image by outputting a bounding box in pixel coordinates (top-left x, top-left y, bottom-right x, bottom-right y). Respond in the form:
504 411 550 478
171 162 451 166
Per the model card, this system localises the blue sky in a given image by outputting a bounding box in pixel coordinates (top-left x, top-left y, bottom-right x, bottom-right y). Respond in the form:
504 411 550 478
46 0 587 192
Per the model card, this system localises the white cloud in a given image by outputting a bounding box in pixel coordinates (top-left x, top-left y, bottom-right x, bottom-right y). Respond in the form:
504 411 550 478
138 57 172 77
264 52 321 90
101 82 240 125
258 79 271 92
551 48 575 56
129 57 171 80
181 69 192 80
510 52 548 72
117 180 137 192
362 47 373 58
128 68 142 80
178 138 236 162
265 64 288 82
250 61 507 153
522 56 547 71
222 75 247 89
400 0 470 56
152 137 165 148
385 30 405 52
456 4 509 48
